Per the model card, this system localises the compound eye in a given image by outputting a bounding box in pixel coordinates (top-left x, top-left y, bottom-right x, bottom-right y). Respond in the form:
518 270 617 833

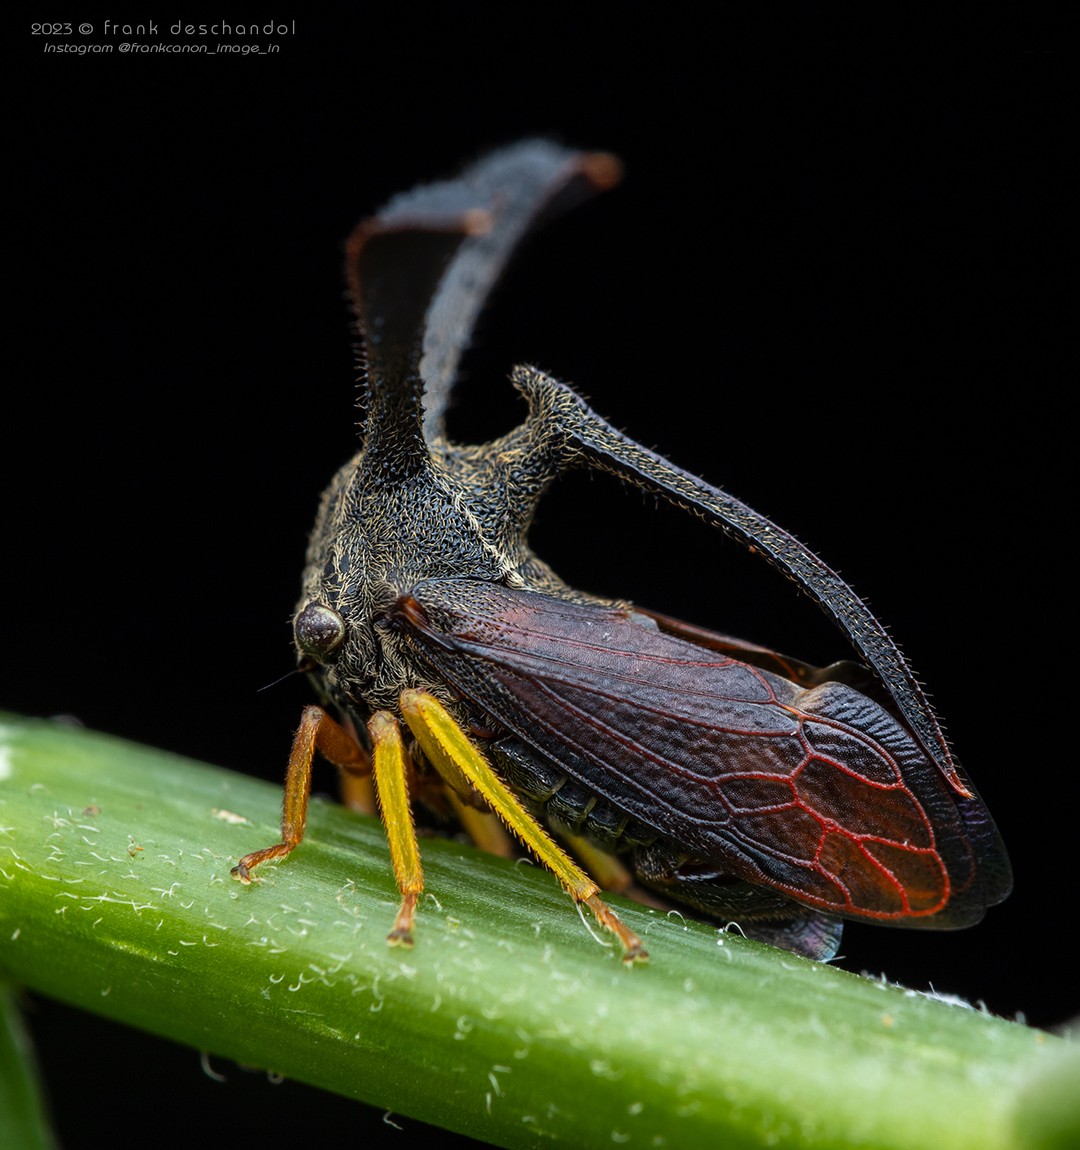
294 603 346 660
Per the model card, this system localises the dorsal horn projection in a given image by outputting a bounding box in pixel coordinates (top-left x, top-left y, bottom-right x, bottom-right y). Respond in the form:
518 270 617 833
344 141 622 483
343 206 486 485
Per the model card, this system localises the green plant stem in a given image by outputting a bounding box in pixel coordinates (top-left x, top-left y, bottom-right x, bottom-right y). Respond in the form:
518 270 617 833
0 714 1070 1149
1 983 58 1150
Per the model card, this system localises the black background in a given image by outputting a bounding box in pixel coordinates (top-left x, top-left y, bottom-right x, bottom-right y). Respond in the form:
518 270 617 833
10 8 1072 1147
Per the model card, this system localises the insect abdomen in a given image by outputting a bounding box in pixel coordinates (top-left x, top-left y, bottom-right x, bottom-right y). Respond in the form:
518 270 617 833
489 738 658 852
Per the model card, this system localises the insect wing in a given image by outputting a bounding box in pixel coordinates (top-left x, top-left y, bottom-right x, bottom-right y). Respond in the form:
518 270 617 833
393 579 1007 928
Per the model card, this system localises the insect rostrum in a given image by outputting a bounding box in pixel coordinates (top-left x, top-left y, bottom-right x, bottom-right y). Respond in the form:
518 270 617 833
233 141 1011 962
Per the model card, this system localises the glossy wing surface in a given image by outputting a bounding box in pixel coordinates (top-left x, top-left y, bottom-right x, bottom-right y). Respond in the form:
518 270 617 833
394 579 1007 927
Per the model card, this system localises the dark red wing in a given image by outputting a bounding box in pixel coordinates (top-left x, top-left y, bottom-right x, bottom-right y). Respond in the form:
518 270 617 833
393 579 1011 927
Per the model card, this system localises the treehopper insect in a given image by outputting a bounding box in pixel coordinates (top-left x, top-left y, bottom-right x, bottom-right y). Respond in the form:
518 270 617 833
233 141 1011 963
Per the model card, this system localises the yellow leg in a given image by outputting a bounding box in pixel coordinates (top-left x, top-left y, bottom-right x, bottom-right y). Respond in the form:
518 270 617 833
368 711 424 946
558 830 636 895
399 688 647 962
446 792 517 859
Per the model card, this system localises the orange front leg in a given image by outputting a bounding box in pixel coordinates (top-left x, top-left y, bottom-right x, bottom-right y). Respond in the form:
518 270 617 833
232 705 369 881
